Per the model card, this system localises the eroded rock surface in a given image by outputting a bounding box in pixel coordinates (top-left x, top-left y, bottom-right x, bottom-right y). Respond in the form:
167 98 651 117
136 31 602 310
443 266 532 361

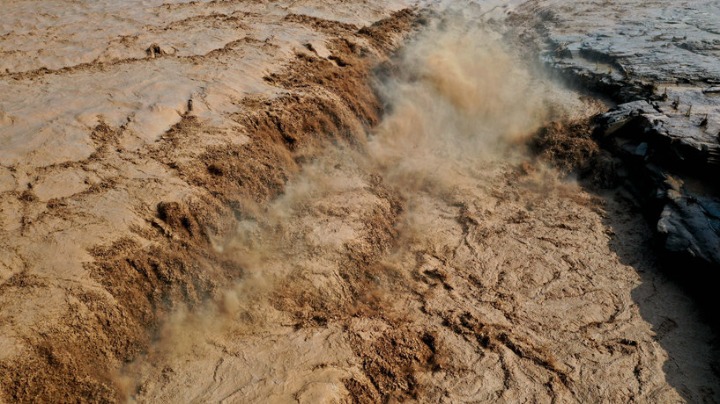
512 0 720 274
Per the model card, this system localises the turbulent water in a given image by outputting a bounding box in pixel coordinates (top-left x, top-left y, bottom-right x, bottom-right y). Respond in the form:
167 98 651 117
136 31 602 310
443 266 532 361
128 14 720 403
1 1 718 402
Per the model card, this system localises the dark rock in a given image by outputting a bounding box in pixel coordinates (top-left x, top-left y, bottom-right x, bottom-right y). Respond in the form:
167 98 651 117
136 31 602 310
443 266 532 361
512 0 720 270
593 101 720 268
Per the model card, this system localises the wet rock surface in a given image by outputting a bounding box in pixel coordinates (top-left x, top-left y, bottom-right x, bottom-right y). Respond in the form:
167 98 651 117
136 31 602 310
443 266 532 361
513 0 720 279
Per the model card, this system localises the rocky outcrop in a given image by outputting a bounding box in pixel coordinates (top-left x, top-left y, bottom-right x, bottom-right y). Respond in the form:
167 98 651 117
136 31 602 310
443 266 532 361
513 0 720 273
595 101 720 267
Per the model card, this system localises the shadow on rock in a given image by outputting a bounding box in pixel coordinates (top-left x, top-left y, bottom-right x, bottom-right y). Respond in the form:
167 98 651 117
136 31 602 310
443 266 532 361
601 188 720 402
537 118 720 401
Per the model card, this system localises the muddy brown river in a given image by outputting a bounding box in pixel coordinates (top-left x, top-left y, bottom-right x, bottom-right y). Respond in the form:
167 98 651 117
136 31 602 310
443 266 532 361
1 1 718 402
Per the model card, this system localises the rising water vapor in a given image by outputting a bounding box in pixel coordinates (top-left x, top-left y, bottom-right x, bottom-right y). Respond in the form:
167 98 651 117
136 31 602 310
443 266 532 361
368 16 551 193
122 11 596 400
